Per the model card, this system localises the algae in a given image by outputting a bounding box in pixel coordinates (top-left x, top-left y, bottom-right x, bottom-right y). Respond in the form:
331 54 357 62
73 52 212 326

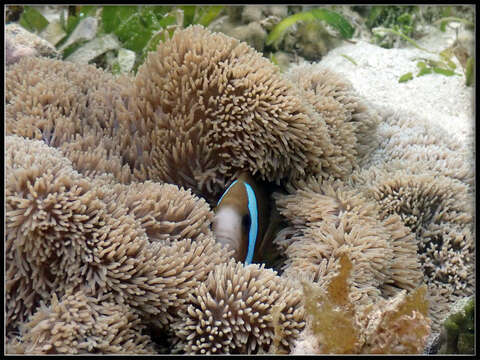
298 254 430 354
438 296 475 354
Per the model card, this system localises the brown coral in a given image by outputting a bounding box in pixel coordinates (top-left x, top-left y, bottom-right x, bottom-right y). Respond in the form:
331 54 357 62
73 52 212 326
130 25 336 201
172 260 305 354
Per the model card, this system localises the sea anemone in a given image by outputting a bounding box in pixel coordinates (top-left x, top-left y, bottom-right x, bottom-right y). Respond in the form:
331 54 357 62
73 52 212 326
130 25 337 201
6 289 156 354
5 22 473 355
274 178 423 307
6 56 136 183
355 108 474 186
172 260 305 354
346 106 474 333
285 64 379 178
6 135 231 336
357 169 474 332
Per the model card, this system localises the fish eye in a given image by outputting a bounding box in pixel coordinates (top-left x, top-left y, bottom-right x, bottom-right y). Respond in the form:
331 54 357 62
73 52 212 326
242 214 251 230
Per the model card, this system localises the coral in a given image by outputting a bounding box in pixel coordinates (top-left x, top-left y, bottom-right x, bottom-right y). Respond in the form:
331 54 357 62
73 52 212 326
172 260 305 354
437 296 475 354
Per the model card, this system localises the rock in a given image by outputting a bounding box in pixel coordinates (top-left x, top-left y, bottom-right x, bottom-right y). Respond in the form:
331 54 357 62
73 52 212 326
5 23 59 65
116 48 136 74
58 16 98 51
272 51 297 72
40 19 67 46
435 296 475 354
266 6 288 19
64 33 120 64
227 22 267 52
241 5 264 23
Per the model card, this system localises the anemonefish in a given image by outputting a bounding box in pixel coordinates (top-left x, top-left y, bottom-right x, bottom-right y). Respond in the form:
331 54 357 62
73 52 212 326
213 172 277 265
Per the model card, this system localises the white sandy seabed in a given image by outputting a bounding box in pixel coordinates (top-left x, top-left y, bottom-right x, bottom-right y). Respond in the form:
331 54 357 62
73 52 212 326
318 26 474 147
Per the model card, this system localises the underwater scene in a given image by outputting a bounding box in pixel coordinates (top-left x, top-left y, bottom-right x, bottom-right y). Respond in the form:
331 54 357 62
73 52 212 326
5 5 475 355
